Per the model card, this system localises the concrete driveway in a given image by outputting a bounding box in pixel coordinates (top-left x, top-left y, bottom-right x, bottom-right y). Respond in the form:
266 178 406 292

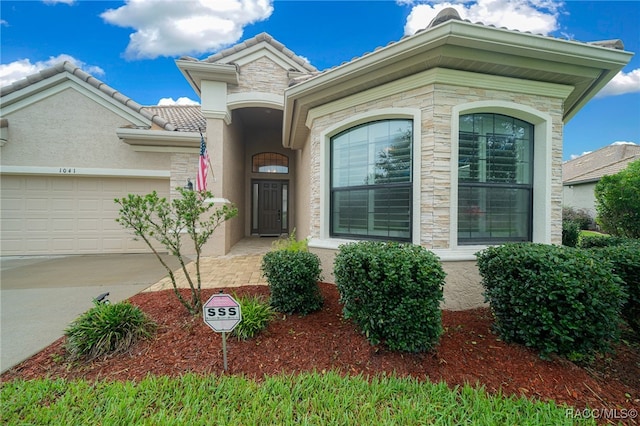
0 253 183 373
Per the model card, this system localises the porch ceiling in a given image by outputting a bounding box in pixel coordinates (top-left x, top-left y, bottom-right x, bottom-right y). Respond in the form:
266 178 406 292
233 107 283 131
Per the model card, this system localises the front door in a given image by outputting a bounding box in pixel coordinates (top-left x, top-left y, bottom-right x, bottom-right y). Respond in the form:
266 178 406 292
253 180 288 236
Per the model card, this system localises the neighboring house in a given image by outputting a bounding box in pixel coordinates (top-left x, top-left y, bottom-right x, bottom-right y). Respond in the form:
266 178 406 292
563 143 640 218
1 9 633 309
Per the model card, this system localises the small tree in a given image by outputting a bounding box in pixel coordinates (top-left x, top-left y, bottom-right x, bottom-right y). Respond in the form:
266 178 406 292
115 188 237 315
595 159 640 238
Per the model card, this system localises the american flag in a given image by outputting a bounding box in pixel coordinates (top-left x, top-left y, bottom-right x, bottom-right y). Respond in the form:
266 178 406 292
196 134 209 192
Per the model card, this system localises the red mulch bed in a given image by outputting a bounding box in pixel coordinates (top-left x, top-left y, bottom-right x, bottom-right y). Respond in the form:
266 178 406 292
2 283 638 423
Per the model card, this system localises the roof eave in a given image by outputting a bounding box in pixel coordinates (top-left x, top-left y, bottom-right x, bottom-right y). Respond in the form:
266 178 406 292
117 128 201 149
283 20 633 148
175 60 239 97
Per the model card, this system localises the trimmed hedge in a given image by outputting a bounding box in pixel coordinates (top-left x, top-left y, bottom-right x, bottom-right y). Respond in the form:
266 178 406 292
578 234 633 248
476 243 626 359
261 250 323 315
590 241 640 334
334 241 446 353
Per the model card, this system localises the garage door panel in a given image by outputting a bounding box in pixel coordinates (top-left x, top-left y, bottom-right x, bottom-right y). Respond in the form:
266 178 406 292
1 175 170 255
26 198 49 211
52 179 74 191
78 199 100 212
25 178 48 190
26 219 48 231
52 218 75 232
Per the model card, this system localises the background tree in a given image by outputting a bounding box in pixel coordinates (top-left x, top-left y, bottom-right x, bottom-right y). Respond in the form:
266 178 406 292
115 188 238 315
595 159 640 239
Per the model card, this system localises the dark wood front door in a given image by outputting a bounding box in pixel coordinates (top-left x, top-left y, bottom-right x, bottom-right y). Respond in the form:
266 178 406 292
256 181 284 236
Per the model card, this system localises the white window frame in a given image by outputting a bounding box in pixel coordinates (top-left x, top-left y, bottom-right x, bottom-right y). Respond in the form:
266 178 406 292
314 108 422 249
450 101 553 255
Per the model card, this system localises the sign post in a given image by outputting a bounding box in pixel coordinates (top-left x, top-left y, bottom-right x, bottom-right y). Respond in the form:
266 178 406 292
203 293 242 371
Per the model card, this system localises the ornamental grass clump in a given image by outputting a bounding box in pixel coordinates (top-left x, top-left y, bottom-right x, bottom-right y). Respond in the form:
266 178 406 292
64 301 156 361
476 243 626 360
334 241 446 352
231 294 275 340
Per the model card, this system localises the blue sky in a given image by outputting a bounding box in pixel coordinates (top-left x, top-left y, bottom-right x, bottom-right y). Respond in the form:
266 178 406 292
1 0 638 161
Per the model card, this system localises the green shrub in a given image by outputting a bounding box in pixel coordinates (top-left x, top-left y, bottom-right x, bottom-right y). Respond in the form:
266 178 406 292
64 301 156 361
476 243 626 359
561 220 580 247
595 159 640 238
262 250 323 314
590 241 640 334
578 234 633 248
333 241 446 353
231 294 275 340
562 206 594 230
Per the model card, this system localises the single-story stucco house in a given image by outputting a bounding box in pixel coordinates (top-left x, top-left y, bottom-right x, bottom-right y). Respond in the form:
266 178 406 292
1 9 633 309
563 143 640 218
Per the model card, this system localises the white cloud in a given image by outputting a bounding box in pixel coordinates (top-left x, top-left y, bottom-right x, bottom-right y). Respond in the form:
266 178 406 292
596 69 640 98
403 0 561 36
158 97 200 106
1 19 8 26
570 151 592 160
100 0 274 60
42 0 76 4
611 141 637 146
0 55 104 88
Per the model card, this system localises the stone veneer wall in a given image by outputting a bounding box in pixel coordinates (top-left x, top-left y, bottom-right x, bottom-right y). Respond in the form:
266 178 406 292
169 153 199 201
306 81 564 309
307 83 564 246
229 57 291 96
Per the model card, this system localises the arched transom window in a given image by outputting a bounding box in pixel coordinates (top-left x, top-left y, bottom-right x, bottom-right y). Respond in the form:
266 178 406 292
252 152 289 174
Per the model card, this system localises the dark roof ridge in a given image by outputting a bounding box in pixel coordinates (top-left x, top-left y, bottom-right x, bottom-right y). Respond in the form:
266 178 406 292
1 61 177 131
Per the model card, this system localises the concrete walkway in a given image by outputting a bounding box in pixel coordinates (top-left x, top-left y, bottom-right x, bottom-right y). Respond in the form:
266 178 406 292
145 237 273 292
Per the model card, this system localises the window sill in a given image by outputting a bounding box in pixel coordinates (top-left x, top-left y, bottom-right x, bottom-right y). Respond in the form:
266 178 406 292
308 238 487 261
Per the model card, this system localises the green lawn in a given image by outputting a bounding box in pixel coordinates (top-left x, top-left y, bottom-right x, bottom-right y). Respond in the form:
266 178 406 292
1 371 594 425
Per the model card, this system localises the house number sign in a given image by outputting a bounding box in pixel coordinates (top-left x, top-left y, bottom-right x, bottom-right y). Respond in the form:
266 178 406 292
59 168 77 174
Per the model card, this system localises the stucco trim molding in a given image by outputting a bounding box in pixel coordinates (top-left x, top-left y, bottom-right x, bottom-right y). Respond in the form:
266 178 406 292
0 165 170 178
227 92 284 110
117 129 202 152
306 68 571 131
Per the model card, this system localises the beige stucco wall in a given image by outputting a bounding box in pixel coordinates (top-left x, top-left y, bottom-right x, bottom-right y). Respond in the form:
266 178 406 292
1 88 169 171
563 182 597 217
294 142 312 240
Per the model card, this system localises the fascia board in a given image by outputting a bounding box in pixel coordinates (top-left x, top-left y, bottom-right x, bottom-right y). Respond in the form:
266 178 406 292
176 60 239 95
118 128 201 149
1 73 150 127
446 21 633 69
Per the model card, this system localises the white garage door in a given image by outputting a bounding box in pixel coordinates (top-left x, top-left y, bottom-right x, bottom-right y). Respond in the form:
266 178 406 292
1 175 170 255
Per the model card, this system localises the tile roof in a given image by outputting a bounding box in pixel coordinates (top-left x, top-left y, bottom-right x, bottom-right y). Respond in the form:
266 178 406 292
0 61 177 132
288 6 626 87
143 105 205 133
563 143 640 184
179 32 317 73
